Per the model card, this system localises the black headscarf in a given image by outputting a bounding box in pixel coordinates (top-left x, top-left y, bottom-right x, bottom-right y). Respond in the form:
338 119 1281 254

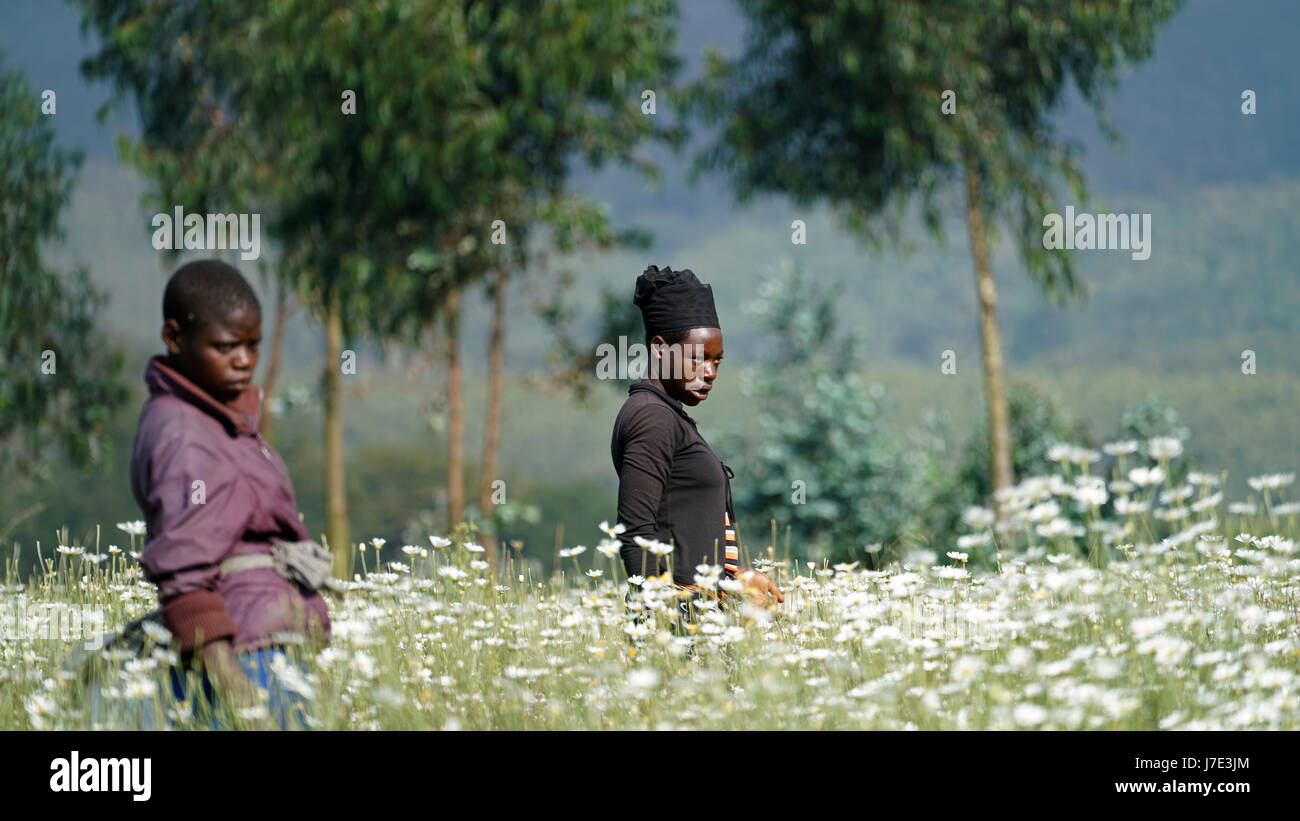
633 264 721 339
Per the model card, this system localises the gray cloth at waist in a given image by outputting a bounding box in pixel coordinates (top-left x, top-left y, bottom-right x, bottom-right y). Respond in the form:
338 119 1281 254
219 540 337 592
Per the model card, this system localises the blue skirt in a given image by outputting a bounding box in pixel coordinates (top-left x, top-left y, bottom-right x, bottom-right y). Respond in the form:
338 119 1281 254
87 646 313 730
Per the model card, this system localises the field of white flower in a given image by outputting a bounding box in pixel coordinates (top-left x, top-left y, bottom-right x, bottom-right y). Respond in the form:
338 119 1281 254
2 438 1297 731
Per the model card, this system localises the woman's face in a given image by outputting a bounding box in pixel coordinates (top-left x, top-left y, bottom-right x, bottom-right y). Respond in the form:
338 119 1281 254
162 306 263 403
652 326 723 406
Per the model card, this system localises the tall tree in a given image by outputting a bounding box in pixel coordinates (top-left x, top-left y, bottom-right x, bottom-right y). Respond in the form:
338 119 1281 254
389 0 685 555
444 286 465 530
688 0 1183 517
74 0 295 446
0 59 128 490
78 0 491 573
258 276 290 444
79 0 684 571
478 262 506 563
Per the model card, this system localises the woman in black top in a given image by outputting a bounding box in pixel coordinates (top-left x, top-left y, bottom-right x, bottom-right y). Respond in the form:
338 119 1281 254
611 265 783 611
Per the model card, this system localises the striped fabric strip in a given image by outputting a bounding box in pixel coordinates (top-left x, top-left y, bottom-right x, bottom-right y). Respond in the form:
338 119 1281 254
723 509 740 574
673 582 720 601
672 510 742 601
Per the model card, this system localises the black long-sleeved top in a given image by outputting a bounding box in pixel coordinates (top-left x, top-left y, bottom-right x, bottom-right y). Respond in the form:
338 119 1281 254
611 380 738 585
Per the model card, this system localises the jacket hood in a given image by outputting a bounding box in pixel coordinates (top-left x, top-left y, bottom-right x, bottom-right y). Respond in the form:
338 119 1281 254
144 355 262 437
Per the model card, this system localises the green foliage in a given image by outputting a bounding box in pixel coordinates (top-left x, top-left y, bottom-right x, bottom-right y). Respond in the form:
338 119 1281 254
720 261 943 566
536 279 647 403
923 379 1093 547
76 0 267 216
929 386 1196 563
77 0 480 329
1111 392 1194 485
957 380 1094 503
76 0 683 356
689 0 1185 304
1117 393 1190 451
0 58 128 485
457 0 684 391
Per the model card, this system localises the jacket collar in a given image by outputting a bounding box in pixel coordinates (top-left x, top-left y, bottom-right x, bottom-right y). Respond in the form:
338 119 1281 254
628 380 696 426
629 380 735 512
145 355 262 437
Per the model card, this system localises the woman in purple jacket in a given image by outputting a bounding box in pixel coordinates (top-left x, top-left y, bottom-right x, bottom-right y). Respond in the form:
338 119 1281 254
122 259 330 726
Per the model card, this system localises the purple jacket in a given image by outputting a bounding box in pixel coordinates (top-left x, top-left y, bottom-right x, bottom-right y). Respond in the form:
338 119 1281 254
130 356 330 654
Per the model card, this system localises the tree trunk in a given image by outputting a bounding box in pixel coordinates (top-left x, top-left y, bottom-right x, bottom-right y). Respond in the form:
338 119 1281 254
445 286 465 531
324 288 351 577
964 160 1015 520
260 278 289 444
478 266 507 572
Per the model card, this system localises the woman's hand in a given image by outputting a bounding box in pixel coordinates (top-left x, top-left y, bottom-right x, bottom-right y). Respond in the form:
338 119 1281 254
737 569 784 606
200 639 257 708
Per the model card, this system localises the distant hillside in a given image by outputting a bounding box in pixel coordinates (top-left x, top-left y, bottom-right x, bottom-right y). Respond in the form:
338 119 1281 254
56 161 1300 383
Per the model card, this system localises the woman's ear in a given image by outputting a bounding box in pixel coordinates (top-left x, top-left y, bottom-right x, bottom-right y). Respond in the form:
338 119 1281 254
161 318 184 355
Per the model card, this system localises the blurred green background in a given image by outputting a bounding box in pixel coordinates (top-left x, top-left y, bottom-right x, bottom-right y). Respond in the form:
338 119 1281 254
1 0 1296 573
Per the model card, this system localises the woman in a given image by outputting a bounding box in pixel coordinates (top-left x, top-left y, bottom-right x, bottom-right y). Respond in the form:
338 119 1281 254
92 259 329 729
611 264 783 627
